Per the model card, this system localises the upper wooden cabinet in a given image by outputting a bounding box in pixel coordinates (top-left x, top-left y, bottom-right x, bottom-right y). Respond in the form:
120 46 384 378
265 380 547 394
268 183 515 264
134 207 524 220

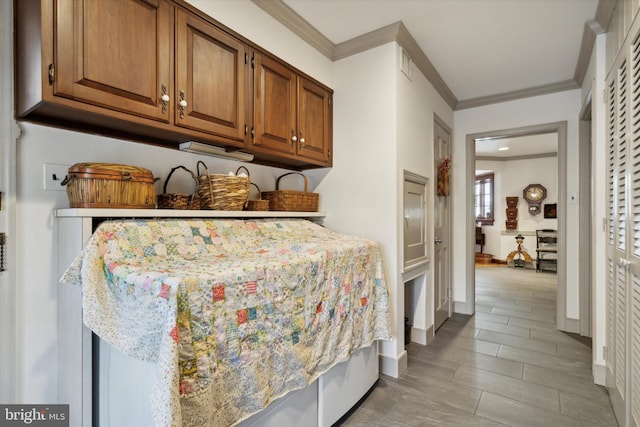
15 0 332 169
53 0 173 122
175 8 249 144
253 53 332 166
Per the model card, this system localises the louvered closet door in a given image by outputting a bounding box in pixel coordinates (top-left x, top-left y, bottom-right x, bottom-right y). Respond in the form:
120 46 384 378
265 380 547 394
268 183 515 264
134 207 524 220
630 34 640 427
607 30 640 427
607 56 628 423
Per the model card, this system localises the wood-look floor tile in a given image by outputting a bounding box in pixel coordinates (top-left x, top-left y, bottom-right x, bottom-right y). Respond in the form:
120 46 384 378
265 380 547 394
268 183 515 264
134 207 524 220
466 317 531 338
476 391 594 427
452 365 561 411
497 345 593 380
491 307 556 323
522 364 610 404
424 345 524 379
558 390 619 426
339 266 618 427
476 330 558 355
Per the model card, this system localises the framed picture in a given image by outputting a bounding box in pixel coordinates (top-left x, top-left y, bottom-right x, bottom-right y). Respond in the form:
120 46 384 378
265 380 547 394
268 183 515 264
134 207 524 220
544 203 557 219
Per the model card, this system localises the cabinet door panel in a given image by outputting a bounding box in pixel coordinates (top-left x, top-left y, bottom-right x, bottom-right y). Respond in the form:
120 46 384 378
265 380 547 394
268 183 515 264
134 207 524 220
175 9 248 145
298 77 331 164
253 54 296 154
55 0 172 121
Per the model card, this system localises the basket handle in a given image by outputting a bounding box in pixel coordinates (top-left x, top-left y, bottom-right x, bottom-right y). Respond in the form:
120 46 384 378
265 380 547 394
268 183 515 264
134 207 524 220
235 166 250 178
196 160 210 177
249 182 262 200
196 160 215 209
276 172 308 192
163 165 198 194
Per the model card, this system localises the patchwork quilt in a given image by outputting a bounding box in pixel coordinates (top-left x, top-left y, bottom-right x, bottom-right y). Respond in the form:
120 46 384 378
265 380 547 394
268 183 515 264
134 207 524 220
62 218 391 426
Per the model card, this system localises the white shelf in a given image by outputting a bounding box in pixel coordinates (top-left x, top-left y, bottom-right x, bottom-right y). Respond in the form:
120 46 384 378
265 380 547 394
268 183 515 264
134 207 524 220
55 208 326 219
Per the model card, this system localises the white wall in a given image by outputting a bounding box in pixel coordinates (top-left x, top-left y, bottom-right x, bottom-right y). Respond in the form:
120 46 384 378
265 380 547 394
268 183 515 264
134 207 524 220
454 90 582 319
476 156 558 261
311 42 454 376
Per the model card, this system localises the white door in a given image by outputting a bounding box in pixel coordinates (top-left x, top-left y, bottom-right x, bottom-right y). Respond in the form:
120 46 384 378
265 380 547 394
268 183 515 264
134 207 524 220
434 118 452 331
605 30 640 427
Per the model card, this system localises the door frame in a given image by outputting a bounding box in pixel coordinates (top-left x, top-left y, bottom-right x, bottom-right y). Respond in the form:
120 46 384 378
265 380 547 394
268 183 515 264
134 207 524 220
0 0 18 402
465 121 568 329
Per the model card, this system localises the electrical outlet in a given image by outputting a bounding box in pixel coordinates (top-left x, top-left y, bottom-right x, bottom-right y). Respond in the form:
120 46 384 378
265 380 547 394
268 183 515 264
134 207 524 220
43 163 70 191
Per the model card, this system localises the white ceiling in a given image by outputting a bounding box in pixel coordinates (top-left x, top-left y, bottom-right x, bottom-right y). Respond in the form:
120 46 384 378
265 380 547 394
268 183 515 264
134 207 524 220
281 0 599 102
475 133 558 158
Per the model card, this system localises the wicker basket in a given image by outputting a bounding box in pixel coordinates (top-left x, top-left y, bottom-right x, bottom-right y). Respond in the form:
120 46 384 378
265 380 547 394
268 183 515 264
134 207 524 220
261 172 319 212
157 165 200 209
196 161 250 210
245 183 270 211
63 162 156 209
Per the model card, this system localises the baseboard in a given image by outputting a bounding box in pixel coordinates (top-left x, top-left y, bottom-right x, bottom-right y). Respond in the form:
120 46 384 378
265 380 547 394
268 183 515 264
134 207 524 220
563 318 580 334
410 326 427 345
379 350 407 378
454 300 473 315
593 363 606 386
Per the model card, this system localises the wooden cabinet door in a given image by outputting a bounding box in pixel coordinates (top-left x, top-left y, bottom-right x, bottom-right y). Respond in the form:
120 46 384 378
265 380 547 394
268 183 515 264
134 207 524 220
253 53 297 155
297 77 332 165
54 0 173 122
175 9 249 145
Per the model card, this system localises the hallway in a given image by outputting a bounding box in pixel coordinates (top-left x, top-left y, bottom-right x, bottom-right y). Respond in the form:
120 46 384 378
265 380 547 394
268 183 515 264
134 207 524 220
340 265 618 426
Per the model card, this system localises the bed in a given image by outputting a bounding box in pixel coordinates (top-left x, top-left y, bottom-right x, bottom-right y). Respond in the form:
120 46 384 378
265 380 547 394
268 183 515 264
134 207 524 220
61 217 391 426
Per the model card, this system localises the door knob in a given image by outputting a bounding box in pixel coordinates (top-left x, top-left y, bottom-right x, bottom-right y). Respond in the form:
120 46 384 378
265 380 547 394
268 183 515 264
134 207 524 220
435 238 443 244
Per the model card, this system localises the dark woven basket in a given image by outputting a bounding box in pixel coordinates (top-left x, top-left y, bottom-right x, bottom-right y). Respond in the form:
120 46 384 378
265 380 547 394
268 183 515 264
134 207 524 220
157 165 200 209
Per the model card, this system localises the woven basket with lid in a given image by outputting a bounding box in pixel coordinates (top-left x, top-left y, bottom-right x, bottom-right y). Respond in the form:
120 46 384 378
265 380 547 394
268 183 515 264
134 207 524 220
63 162 156 209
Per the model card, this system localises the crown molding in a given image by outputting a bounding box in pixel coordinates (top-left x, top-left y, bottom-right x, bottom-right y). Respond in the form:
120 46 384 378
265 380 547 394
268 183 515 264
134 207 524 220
476 152 557 162
253 0 598 111
251 0 458 109
456 79 579 110
251 0 334 59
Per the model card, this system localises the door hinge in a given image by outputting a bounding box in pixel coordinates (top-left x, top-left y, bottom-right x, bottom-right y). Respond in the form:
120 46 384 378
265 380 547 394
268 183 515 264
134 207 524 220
603 88 609 104
0 232 6 272
48 64 55 84
447 287 452 299
603 345 608 361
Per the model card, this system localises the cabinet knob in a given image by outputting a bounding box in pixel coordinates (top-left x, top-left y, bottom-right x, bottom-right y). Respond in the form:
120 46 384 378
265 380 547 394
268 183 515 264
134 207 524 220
291 135 298 142
160 84 169 114
179 90 187 119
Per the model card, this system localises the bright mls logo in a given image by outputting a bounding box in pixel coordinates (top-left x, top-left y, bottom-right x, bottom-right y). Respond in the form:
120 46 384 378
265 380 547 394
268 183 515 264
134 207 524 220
0 405 68 426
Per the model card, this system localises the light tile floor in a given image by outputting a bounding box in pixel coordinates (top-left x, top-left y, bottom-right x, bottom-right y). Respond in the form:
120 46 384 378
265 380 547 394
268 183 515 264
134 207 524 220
339 265 618 426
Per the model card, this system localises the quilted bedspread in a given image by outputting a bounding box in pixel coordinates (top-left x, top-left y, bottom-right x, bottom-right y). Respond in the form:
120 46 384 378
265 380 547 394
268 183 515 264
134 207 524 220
61 218 391 426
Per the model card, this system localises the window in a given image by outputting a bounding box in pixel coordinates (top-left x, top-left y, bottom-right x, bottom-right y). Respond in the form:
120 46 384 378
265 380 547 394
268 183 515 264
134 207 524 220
475 173 494 225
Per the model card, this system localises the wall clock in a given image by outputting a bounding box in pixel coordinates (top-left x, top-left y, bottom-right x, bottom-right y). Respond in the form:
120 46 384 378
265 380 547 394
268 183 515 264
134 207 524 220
523 184 547 215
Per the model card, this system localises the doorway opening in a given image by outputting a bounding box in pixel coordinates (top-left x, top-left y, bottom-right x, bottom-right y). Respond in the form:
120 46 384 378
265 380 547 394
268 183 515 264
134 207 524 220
465 122 570 331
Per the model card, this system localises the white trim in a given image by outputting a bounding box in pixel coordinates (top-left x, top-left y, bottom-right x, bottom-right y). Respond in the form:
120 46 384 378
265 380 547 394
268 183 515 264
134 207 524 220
0 0 17 403
593 362 606 386
379 350 407 379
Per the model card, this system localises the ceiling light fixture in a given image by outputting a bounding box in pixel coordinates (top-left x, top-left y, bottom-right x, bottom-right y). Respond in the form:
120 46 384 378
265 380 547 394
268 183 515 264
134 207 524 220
498 147 510 151
179 141 254 162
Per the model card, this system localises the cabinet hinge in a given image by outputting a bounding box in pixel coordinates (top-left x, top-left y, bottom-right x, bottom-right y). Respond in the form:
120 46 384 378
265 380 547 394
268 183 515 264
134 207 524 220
0 232 6 272
245 53 248 65
244 125 248 136
251 127 255 138
251 55 255 69
48 64 55 84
